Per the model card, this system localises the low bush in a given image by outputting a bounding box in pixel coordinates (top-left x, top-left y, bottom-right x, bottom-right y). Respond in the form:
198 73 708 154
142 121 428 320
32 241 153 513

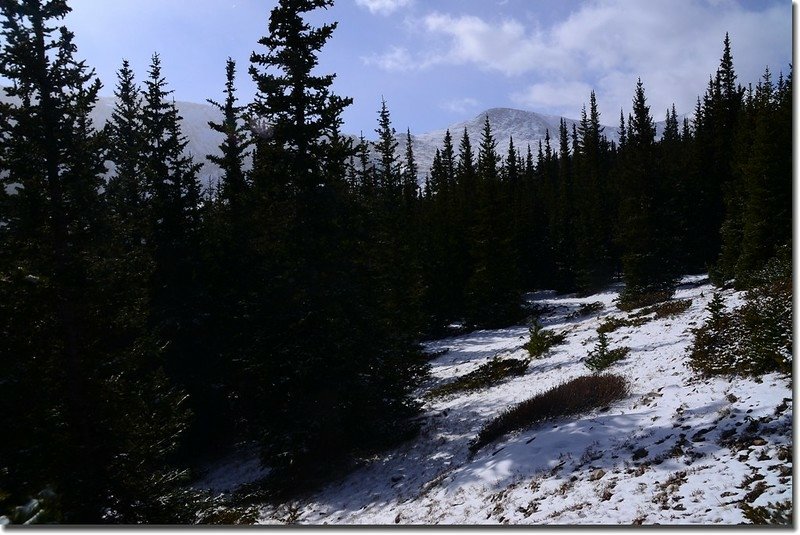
597 315 648 334
617 290 673 312
568 301 604 319
426 357 529 399
741 500 793 525
523 319 566 359
585 332 631 371
470 374 629 452
631 299 693 319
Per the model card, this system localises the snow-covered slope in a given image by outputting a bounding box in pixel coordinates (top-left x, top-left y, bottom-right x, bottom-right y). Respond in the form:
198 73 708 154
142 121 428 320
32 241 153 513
210 275 791 525
402 108 609 181
90 97 227 183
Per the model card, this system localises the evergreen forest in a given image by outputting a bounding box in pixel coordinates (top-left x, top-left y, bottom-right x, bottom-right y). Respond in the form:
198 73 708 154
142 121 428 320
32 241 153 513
0 0 791 524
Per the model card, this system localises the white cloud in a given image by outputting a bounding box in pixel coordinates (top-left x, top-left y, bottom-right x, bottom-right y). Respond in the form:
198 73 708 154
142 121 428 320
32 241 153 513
422 12 566 76
368 0 791 119
511 81 593 118
441 97 479 114
362 46 418 72
355 0 412 16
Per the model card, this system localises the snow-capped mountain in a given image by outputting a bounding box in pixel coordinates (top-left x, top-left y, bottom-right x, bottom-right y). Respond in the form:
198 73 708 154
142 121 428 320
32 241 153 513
401 107 618 182
84 98 669 187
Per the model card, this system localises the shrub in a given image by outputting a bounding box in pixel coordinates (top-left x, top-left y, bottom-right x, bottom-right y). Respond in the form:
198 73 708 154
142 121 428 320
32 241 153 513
597 316 648 334
426 357 529 399
689 254 791 376
585 332 631 371
617 290 673 312
470 374 629 452
741 500 793 525
631 299 693 319
523 319 566 359
568 301 604 319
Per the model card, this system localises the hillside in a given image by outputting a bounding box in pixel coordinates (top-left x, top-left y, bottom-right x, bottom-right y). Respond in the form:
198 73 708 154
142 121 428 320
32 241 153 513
199 275 792 525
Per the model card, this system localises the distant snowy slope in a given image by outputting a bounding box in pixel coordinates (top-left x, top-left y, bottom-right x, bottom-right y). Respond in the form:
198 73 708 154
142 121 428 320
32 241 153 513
402 108 617 182
90 97 226 184
8 93 674 187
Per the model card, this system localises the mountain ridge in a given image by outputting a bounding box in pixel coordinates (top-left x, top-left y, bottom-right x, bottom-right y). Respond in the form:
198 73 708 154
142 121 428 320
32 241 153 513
84 97 669 186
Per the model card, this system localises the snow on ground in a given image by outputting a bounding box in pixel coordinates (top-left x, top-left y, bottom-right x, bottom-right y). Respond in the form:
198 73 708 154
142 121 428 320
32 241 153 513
230 275 791 525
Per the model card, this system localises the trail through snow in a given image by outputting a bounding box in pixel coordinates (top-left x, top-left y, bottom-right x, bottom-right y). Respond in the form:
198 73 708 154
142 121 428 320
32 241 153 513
208 276 792 525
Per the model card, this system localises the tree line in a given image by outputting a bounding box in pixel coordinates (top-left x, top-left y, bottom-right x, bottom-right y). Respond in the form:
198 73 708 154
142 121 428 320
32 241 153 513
0 0 790 523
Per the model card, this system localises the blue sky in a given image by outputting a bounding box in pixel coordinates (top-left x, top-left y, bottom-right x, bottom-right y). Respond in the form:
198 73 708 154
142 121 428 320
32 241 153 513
66 0 791 137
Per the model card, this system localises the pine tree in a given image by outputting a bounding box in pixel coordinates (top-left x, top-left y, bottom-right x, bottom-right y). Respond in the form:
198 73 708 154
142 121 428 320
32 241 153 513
0 1 194 522
688 35 744 270
249 0 352 192
105 59 145 246
617 79 677 301
504 135 519 182
206 58 251 211
441 129 456 188
244 0 426 478
374 97 400 193
733 67 790 283
477 115 499 181
465 115 520 326
549 118 575 291
574 91 613 294
457 126 476 183
402 128 418 200
140 53 204 336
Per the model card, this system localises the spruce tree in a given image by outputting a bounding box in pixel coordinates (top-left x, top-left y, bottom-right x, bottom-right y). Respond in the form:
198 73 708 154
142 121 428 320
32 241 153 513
245 0 426 477
477 115 499 181
374 97 401 193
249 0 352 192
402 128 418 200
466 115 520 326
574 91 613 294
206 58 251 211
441 129 456 188
617 79 677 301
105 59 145 247
0 1 194 522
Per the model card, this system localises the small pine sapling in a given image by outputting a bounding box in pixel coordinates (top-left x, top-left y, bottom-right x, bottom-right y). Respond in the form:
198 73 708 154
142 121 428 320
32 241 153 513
524 319 566 359
585 331 631 371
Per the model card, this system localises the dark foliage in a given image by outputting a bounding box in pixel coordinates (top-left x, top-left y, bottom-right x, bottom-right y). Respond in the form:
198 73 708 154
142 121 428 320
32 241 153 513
689 249 791 376
585 332 631 371
426 357 529 399
523 319 567 358
616 290 673 312
597 315 649 334
632 298 693 319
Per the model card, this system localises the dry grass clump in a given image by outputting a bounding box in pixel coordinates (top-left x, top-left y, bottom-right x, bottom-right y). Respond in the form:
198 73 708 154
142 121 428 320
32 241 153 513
470 374 629 452
426 357 529 399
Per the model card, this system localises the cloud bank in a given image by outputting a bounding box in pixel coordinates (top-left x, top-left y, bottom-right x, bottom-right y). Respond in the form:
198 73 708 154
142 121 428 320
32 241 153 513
365 0 790 119
355 0 412 16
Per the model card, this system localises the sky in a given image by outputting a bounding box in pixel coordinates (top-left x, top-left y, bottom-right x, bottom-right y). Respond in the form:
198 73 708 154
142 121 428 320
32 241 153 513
65 0 792 138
